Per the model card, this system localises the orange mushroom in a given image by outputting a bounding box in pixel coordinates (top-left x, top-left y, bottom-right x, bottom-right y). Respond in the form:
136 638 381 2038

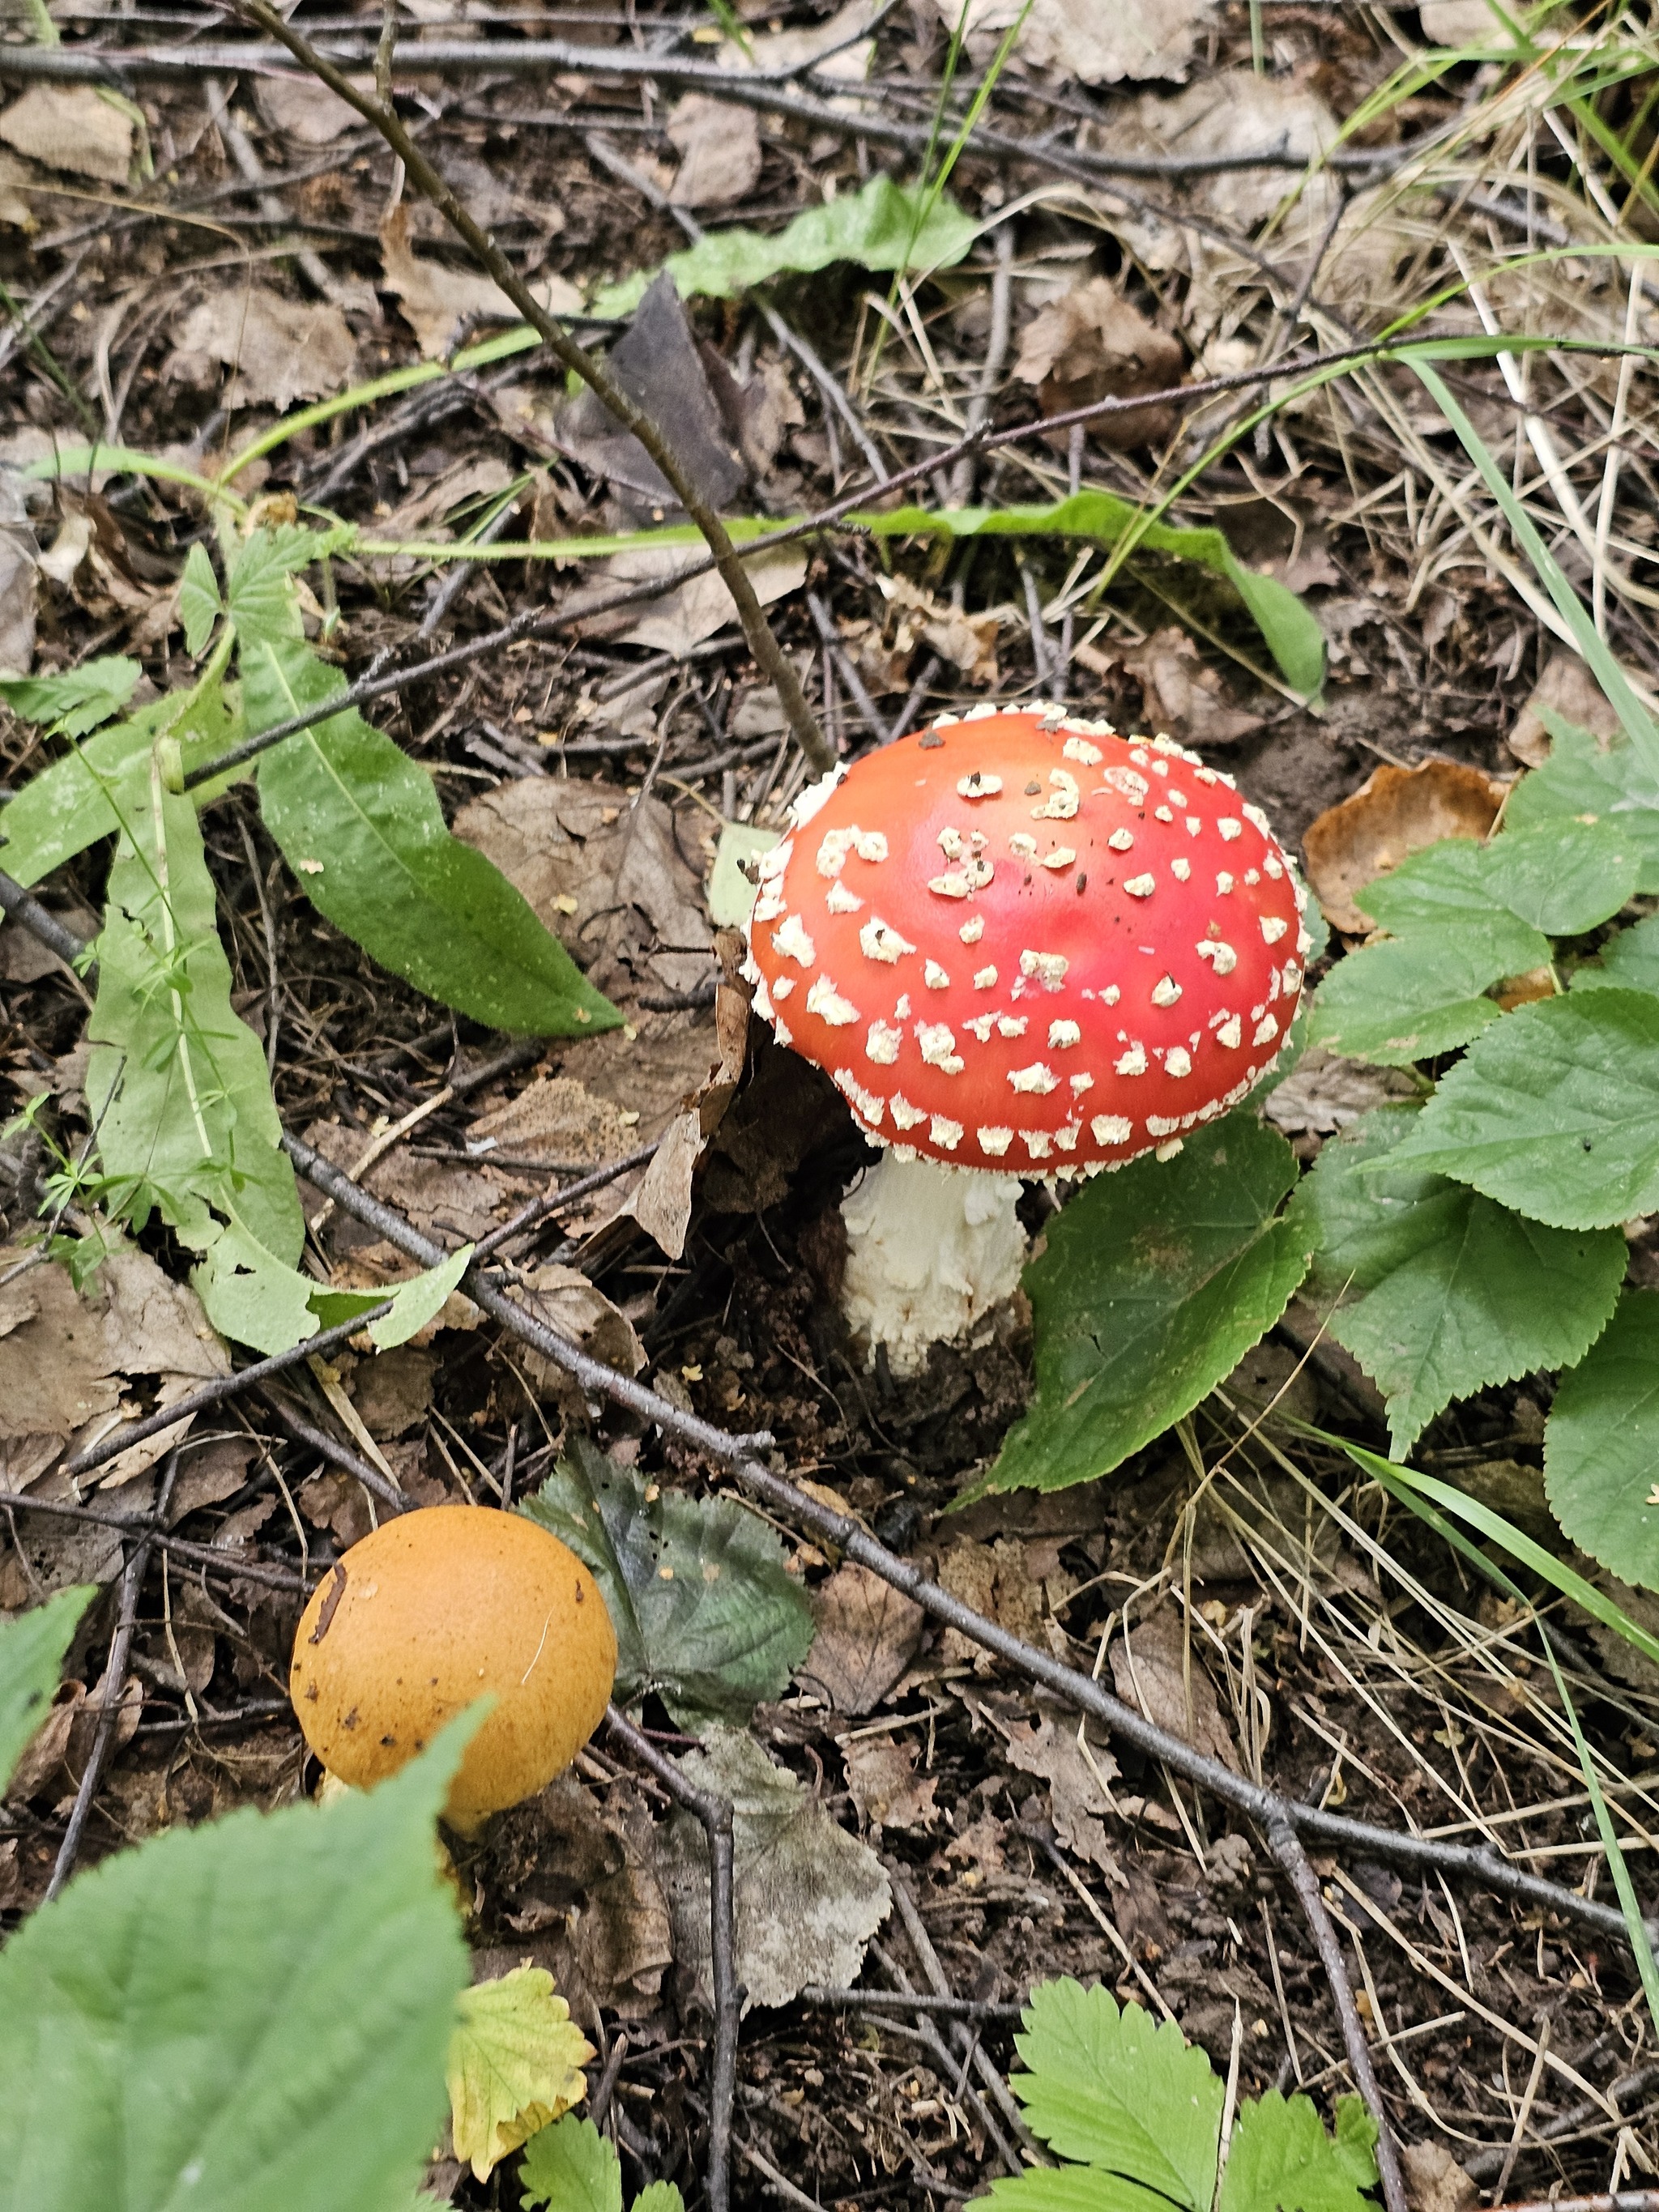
289 1505 616 1835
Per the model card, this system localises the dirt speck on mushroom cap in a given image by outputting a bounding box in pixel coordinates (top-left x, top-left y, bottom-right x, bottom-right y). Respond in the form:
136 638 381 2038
288 1503 616 1835
744 707 1308 1174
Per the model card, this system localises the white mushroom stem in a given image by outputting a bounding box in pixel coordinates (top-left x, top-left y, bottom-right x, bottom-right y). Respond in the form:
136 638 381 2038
838 1153 1027 1378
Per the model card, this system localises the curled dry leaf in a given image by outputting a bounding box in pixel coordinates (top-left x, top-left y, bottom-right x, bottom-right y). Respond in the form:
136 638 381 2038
1013 279 1183 453
380 203 582 360
938 0 1212 85
999 1697 1123 1881
667 93 762 210
1401 2141 1479 2212
798 1559 926 1716
497 1773 675 2022
1124 626 1262 748
1508 648 1625 769
1110 1606 1241 1775
0 86 131 182
165 287 357 411
1301 757 1509 934
628 980 749 1261
840 1735 938 1833
1262 1045 1418 1138
511 1264 646 1417
879 573 999 685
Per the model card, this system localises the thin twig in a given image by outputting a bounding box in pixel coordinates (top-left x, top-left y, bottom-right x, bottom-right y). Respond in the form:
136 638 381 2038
605 1704 736 2212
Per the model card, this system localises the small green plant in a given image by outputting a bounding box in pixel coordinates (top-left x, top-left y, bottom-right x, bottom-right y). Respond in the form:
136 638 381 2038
518 2112 685 2212
987 1978 1376 2212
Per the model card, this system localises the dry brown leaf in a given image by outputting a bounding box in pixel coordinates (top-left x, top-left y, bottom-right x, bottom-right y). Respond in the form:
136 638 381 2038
0 476 36 674
1124 627 1261 748
574 543 805 658
1508 649 1625 768
799 1562 926 1715
1401 2142 1478 2212
257 72 368 144
511 1264 645 1417
470 1074 640 1169
1132 72 1339 239
1263 1045 1418 1137
939 0 1211 83
497 1775 675 2024
348 1343 436 1440
1000 1699 1122 1879
371 454 516 548
165 286 356 411
881 573 999 685
1418 0 1505 37
451 778 714 1002
938 1536 1070 1670
667 93 762 209
1110 1607 1241 1774
1013 279 1183 453
1302 757 1509 935
380 203 582 359
0 154 36 231
0 85 131 181
628 982 749 1261
840 1735 938 1833
300 1123 513 1246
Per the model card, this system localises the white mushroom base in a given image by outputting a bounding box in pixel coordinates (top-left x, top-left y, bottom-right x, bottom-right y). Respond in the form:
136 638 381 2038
838 1153 1026 1378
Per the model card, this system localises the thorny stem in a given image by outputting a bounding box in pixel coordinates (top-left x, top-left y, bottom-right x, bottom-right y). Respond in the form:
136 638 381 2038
228 0 833 779
605 1706 737 2212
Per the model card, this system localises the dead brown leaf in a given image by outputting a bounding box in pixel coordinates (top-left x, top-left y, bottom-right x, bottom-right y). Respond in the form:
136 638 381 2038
1110 1606 1241 1773
840 1735 938 1833
298 1468 373 1551
1124 627 1262 748
1302 757 1509 935
1000 1698 1122 1880
451 778 714 1003
510 1264 645 1417
257 72 369 144
0 469 36 672
469 1074 640 1169
1014 279 1183 452
938 1536 1071 1670
1508 649 1625 768
880 573 999 686
0 85 131 181
0 153 36 231
165 287 357 411
628 979 749 1261
379 203 582 360
1263 1046 1417 1136
799 1561 926 1715
940 0 1211 83
497 1774 674 2025
667 93 762 210
348 1344 435 1440
1402 2142 1478 2212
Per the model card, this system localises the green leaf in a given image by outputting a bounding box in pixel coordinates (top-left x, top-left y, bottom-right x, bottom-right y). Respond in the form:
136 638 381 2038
859 492 1324 700
1382 987 1659 1229
446 1966 593 2182
1505 722 1659 895
1546 1290 1659 1590
365 1243 472 1349
591 174 977 318
518 2115 622 2212
0 655 139 737
1292 1105 1626 1455
194 1216 474 1357
1360 838 1549 970
987 2172 1182 2212
178 544 222 659
706 821 779 928
1572 914 1659 995
1218 2091 1378 2212
1009 1981 1222 2212
87 752 303 1264
981 1113 1310 1497
226 524 352 650
1480 818 1641 936
632 2184 686 2212
0 1721 476 2212
0 680 244 889
1307 939 1508 1067
522 1439 813 1729
246 636 620 1037
0 1586 95 1796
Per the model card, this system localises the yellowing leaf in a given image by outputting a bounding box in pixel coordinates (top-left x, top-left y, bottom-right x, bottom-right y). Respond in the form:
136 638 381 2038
446 1966 595 2180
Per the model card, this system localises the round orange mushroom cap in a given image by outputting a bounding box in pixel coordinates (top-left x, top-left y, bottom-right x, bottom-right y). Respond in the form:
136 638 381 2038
744 707 1309 1174
289 1504 617 1835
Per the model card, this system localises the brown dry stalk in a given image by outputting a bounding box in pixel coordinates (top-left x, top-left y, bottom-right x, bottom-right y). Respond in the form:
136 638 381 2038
228 0 833 778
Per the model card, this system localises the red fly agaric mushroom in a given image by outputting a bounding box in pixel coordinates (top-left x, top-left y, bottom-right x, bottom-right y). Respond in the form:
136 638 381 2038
743 704 1309 1374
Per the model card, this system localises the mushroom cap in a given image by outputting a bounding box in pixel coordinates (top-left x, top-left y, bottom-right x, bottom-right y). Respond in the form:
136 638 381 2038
744 706 1308 1174
289 1504 616 1835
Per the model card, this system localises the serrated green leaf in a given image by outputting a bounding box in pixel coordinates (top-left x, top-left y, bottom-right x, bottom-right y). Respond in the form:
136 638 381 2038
0 1720 476 2212
1480 818 1641 936
987 2171 1181 2212
522 1439 812 1728
0 1586 95 1796
1009 1981 1222 2212
1546 1291 1659 1590
518 2114 622 2212
447 1967 593 2182
1218 2091 1377 2212
1292 1105 1626 1455
1572 914 1659 995
87 752 303 1264
179 544 222 659
591 174 976 319
981 1114 1310 1498
0 656 139 738
631 2183 686 2212
1382 987 1659 1229
1359 839 1548 969
246 636 620 1037
1307 940 1507 1067
0 680 245 889
1505 723 1659 894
